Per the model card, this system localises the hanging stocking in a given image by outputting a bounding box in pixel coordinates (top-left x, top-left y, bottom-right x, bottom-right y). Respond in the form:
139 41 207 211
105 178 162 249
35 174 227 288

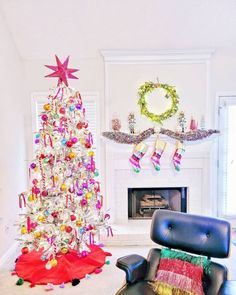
129 142 148 173
151 139 167 171
173 141 185 171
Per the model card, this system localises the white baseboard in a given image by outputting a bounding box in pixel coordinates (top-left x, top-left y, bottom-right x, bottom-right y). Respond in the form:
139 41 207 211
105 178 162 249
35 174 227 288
0 242 18 269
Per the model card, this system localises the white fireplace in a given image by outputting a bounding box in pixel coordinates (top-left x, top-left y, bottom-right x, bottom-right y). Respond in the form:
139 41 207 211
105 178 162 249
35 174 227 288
101 136 216 245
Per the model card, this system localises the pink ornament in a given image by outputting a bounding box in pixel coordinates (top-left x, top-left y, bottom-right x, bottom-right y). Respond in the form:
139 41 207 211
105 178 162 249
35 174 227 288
80 199 87 206
94 268 102 274
81 250 88 257
86 164 91 171
70 215 76 221
71 137 78 144
58 127 64 133
96 201 102 209
32 187 40 194
41 114 48 121
41 190 48 197
32 179 38 185
30 222 38 229
59 107 65 114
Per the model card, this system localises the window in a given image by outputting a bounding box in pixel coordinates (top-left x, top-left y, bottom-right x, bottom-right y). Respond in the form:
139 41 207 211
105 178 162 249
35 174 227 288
218 95 236 217
31 91 100 157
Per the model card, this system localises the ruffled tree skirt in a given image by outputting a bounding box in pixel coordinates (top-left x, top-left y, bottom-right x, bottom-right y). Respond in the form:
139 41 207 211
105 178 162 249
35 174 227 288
15 245 111 285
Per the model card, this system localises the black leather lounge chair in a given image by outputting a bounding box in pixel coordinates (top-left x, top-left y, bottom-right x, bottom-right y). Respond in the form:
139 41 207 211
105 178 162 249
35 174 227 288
116 210 236 295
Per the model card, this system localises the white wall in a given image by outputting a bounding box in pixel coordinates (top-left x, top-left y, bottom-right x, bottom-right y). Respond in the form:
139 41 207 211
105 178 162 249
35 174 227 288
21 48 236 218
0 11 26 258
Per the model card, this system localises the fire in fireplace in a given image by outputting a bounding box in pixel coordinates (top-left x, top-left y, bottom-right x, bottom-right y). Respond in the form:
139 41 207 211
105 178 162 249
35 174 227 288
128 187 187 219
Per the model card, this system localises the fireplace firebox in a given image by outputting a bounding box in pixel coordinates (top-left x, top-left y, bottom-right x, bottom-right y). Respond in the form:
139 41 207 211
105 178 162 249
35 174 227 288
128 187 187 219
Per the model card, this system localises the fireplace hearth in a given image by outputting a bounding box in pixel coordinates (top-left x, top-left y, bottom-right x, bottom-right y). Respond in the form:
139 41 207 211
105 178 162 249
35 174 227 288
128 187 187 219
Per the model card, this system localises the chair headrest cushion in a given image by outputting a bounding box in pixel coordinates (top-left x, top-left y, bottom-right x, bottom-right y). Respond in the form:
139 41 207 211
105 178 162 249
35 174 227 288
150 210 231 258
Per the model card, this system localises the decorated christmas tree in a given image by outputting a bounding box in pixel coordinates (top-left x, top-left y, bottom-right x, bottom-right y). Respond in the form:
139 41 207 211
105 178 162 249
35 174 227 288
15 56 111 286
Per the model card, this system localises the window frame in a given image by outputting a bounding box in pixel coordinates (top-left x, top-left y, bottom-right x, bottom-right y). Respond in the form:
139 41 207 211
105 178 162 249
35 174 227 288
217 92 236 219
31 91 101 168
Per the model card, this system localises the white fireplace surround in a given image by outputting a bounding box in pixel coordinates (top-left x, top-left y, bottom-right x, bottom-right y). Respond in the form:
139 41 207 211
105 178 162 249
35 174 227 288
102 136 215 245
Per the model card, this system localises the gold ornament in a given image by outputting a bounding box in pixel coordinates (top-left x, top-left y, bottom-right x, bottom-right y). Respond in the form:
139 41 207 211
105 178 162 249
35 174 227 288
50 258 58 267
61 247 69 254
21 226 27 234
60 224 66 231
68 152 76 159
34 231 41 239
76 220 82 227
85 192 92 199
60 183 67 191
43 103 51 111
37 215 45 222
88 151 94 157
28 194 34 202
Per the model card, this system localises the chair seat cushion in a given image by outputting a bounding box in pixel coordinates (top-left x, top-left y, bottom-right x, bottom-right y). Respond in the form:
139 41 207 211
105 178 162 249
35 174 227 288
150 248 210 295
116 281 156 295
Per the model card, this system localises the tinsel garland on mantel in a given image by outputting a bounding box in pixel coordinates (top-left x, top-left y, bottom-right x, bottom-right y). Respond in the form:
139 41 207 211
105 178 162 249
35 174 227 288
102 128 219 144
160 128 220 142
102 128 155 144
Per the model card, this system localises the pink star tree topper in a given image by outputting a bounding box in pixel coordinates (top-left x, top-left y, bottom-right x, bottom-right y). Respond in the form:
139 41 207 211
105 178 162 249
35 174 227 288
45 55 79 86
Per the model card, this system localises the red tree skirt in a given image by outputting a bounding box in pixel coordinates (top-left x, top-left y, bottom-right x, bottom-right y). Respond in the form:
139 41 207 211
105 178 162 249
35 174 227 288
15 245 111 285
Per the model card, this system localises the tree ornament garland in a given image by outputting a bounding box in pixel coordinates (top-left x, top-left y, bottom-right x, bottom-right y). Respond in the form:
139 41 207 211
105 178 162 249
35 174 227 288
138 81 179 125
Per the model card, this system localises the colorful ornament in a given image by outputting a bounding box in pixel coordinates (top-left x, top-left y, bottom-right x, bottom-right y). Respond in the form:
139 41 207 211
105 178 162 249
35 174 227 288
41 114 48 121
70 215 76 221
16 278 24 285
66 226 73 233
60 224 66 231
61 247 69 254
43 103 51 111
50 258 58 267
21 226 27 234
21 247 29 254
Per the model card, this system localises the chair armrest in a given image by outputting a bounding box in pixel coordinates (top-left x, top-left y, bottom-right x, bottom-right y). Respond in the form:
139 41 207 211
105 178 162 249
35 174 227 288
116 254 147 284
218 281 236 295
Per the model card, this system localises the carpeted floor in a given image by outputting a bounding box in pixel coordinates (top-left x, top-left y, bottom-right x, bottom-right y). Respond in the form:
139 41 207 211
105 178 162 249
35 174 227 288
0 245 236 295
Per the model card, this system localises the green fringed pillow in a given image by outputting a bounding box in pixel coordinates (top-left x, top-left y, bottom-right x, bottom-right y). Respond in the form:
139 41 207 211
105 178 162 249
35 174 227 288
150 248 210 295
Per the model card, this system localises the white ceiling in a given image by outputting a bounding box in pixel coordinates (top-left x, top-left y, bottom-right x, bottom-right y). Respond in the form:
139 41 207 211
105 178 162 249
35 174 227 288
1 0 236 60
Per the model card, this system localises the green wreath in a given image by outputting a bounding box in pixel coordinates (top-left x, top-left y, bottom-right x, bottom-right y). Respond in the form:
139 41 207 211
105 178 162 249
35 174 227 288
138 81 179 125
